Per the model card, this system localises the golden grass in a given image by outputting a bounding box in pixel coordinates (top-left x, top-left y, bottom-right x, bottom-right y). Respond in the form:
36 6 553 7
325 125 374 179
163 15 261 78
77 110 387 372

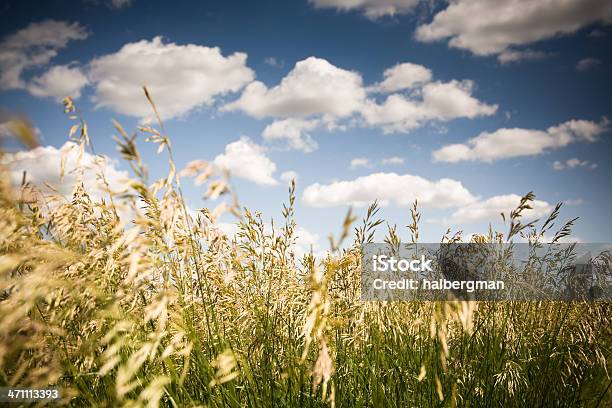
0 90 610 407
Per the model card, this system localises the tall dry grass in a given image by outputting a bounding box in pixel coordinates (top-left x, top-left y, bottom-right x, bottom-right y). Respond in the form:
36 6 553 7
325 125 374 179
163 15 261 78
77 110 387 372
0 89 610 407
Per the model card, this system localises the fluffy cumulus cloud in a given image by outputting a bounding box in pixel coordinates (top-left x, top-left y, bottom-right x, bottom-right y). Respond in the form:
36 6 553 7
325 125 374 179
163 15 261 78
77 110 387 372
310 0 420 19
447 194 552 224
262 118 320 152
225 56 387 151
433 119 608 163
26 64 88 99
361 80 497 133
369 62 432 92
0 20 88 96
415 0 612 62
303 172 476 208
227 57 496 149
213 137 278 186
0 141 130 199
223 56 366 119
89 36 255 119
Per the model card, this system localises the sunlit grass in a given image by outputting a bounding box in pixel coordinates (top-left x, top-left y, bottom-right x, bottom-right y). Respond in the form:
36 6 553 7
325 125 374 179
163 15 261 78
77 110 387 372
0 90 610 407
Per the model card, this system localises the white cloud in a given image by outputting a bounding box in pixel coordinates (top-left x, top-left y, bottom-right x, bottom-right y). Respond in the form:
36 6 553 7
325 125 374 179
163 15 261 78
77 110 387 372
226 57 495 147
552 158 597 170
350 157 371 169
0 20 88 92
280 170 299 183
262 118 319 152
381 156 405 165
415 0 612 60
361 80 497 133
433 119 608 163
26 64 88 99
293 226 322 258
497 49 550 64
210 221 324 259
214 221 240 238
223 56 366 119
310 0 420 19
369 62 432 93
564 198 584 206
224 56 371 151
447 194 552 224
89 36 254 119
212 221 323 259
543 235 583 243
0 141 130 199
416 80 497 119
303 172 476 208
576 57 602 71
213 137 278 186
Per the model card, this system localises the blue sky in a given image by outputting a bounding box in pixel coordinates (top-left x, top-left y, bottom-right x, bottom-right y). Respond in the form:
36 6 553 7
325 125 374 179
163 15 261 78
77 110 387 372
1 0 611 251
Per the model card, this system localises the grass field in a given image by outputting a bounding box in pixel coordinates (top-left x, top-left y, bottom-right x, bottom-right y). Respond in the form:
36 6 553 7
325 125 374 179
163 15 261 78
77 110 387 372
0 94 610 407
